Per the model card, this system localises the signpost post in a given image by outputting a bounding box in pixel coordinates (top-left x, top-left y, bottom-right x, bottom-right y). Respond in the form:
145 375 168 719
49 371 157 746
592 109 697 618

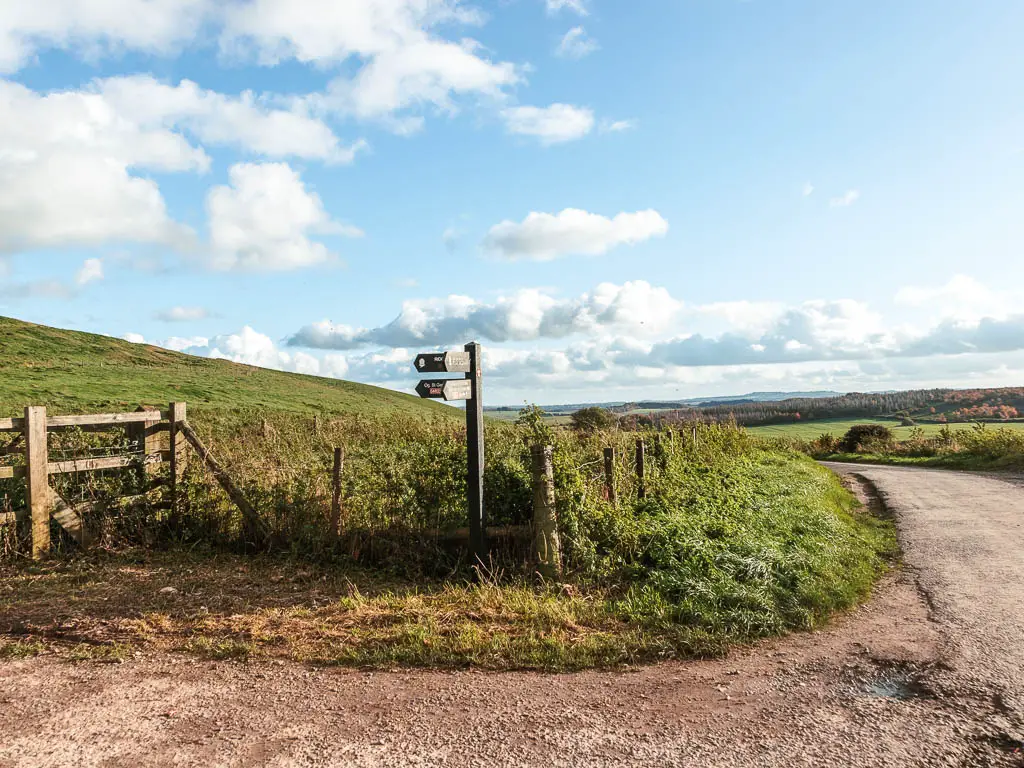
414 342 485 565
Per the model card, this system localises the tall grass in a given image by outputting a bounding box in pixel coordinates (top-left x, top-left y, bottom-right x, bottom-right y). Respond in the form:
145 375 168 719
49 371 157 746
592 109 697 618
1 411 894 661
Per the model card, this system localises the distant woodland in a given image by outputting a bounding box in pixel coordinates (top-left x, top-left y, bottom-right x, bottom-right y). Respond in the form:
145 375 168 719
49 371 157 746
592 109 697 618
613 387 1024 429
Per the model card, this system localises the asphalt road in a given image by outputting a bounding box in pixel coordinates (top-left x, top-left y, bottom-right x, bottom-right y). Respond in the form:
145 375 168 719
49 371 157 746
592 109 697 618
1 464 1022 767
823 462 1024 723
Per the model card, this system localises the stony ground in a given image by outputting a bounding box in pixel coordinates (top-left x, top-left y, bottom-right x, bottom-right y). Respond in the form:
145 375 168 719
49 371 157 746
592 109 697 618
1 465 1022 767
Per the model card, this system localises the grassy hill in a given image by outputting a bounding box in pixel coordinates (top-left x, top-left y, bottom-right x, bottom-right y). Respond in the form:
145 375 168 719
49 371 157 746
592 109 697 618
0 316 452 419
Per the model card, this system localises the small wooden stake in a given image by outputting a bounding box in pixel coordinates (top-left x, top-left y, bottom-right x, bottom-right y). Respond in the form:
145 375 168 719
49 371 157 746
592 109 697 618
330 447 344 537
25 406 49 559
530 445 561 580
635 438 646 500
603 447 616 505
169 402 187 511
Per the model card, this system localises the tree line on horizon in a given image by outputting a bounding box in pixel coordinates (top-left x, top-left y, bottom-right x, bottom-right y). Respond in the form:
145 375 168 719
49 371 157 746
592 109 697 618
613 387 1024 429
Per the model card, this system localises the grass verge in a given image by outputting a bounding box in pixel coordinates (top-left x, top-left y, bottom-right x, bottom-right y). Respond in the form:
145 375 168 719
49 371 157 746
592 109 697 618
821 452 1024 472
0 454 896 671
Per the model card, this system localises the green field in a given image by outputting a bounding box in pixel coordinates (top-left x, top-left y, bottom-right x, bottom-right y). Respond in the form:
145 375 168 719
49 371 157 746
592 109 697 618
745 417 1024 440
0 316 453 420
487 409 573 425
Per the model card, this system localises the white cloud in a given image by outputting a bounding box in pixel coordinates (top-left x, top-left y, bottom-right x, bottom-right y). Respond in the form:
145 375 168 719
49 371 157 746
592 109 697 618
598 118 635 134
206 162 362 271
0 74 363 256
222 0 521 124
501 104 595 145
0 0 210 73
0 79 198 253
687 300 785 337
556 27 598 59
96 75 365 164
155 306 211 322
0 151 190 254
546 0 588 16
163 335 209 351
2 1 522 138
186 326 304 372
123 277 1024 402
122 332 146 344
802 182 814 197
894 274 1019 323
829 189 860 208
145 326 354 380
441 226 463 251
0 278 75 301
75 258 103 285
288 280 682 350
483 208 669 261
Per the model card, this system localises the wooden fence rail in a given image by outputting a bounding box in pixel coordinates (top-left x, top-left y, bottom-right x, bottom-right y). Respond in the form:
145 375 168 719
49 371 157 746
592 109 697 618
0 401 259 558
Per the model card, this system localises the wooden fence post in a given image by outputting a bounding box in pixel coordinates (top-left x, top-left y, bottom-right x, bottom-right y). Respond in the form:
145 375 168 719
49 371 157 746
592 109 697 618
530 445 561 580
25 406 49 559
603 447 616 505
129 406 162 485
655 433 667 471
169 402 186 510
330 447 344 537
635 438 646 500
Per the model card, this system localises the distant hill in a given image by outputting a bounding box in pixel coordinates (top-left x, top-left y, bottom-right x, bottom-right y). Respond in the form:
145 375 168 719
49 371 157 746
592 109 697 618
0 316 452 419
487 391 843 414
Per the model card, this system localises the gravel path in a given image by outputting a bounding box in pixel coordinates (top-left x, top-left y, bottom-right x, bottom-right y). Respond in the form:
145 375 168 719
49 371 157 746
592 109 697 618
1 466 1023 767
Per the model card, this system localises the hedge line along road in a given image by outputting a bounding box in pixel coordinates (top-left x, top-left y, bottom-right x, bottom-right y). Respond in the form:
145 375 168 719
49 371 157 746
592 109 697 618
0 463 1022 767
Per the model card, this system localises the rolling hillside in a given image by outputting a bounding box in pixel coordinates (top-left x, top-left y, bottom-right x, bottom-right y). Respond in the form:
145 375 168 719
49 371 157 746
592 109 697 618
0 316 451 419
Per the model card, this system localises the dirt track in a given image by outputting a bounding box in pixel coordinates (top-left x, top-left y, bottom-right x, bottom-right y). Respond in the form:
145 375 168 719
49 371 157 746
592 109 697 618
1 465 1023 767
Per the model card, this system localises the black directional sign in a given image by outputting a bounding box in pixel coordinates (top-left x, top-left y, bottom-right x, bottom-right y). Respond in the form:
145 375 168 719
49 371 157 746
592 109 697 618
413 343 486 565
414 351 471 374
415 378 473 402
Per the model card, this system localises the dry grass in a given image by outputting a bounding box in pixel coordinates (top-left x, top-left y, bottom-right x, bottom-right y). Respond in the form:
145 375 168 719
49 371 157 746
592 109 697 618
0 550 673 670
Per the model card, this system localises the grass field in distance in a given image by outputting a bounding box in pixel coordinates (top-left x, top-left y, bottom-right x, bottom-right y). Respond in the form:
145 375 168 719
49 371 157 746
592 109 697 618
745 417 1024 440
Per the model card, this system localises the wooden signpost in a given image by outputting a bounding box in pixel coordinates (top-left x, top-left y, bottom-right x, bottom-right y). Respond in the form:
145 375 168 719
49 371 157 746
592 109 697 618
415 378 473 402
414 342 485 564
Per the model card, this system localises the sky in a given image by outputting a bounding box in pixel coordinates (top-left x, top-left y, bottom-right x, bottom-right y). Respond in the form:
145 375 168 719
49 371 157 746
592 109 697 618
1 0 1023 406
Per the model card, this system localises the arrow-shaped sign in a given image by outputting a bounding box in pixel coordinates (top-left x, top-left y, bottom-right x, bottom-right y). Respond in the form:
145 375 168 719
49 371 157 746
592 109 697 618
416 378 473 402
414 351 471 374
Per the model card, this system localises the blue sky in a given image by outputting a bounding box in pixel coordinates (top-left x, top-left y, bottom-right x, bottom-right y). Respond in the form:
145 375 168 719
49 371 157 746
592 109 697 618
1 0 1023 405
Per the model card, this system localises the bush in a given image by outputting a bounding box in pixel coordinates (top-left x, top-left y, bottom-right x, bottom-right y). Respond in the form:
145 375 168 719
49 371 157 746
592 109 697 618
840 424 895 453
809 433 841 456
570 407 617 433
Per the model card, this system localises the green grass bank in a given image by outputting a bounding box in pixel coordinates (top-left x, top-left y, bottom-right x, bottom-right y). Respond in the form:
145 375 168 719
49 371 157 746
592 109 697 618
0 317 894 669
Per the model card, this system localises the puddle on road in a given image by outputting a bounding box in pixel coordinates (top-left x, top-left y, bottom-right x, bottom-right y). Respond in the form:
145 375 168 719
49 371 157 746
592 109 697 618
851 664 934 701
864 674 921 700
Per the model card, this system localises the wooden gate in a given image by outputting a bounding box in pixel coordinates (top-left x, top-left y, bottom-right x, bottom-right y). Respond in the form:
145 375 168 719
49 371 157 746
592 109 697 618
0 402 189 557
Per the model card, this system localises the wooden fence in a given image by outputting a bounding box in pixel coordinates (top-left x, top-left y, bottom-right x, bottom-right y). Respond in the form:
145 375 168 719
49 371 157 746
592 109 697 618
0 401 262 558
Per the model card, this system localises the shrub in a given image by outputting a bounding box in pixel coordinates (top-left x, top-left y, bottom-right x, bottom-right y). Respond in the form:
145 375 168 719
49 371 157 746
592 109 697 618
570 407 617 433
840 424 895 453
808 433 841 456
